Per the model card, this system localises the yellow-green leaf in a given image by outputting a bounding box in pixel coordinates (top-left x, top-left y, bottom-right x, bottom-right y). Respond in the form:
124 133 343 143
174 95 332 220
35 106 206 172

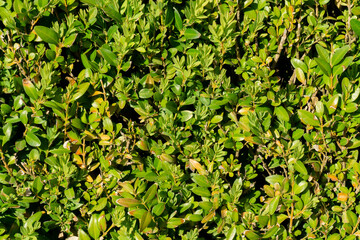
115 198 141 207
298 109 320 126
184 28 201 40
140 211 152 232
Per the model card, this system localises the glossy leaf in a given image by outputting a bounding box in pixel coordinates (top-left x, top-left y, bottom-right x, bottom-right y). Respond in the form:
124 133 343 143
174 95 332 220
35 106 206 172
139 211 152 232
192 187 211 197
34 26 59 45
78 229 91 240
143 183 158 204
351 19 360 37
184 28 201 40
269 196 280 215
23 79 39 100
298 109 320 127
115 198 141 207
291 58 308 72
331 45 350 66
316 44 330 62
167 218 185 229
26 131 41 147
99 46 118 67
173 7 183 31
315 57 331 76
88 214 100 239
274 106 289 122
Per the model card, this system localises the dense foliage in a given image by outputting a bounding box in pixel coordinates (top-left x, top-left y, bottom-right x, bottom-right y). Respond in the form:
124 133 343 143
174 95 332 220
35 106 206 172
2 0 360 239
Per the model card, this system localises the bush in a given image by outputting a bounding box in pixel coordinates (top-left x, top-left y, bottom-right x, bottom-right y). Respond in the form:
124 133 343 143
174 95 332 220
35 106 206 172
1 0 360 239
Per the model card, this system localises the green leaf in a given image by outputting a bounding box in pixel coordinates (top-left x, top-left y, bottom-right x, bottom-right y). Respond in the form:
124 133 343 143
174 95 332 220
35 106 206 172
295 68 306 84
262 226 280 239
34 26 59 45
99 46 118 67
294 181 308 194
265 175 284 185
173 7 183 31
274 106 289 122
98 212 107 232
23 79 39 101
291 58 308 72
181 110 193 122
331 45 350 66
298 109 320 127
71 83 90 102
211 114 223 124
140 211 152 232
326 94 339 115
95 198 107 211
315 101 325 116
63 33 77 47
192 174 211 188
165 5 174 26
315 57 331 76
269 195 280 215
24 212 42 229
33 176 43 194
26 131 41 147
115 198 141 207
243 0 254 9
226 226 237 240
245 230 261 240
346 210 357 227
64 188 75 200
167 218 185 229
316 44 330 62
143 183 158 204
292 129 304 140
37 0 49 8
103 117 113 132
345 102 358 113
2 123 12 145
349 138 360 149
328 234 341 240
103 4 122 23
294 161 308 175
184 28 201 40
139 89 153 99
192 187 211 197
152 202 166 216
351 19 360 37
80 0 97 5
88 214 100 239
333 56 353 76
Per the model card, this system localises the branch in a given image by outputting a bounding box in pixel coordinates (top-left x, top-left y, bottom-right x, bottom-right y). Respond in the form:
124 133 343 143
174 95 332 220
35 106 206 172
271 28 288 69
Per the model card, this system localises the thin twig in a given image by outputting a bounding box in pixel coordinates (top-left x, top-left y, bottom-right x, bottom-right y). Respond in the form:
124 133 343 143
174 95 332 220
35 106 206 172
271 28 288 69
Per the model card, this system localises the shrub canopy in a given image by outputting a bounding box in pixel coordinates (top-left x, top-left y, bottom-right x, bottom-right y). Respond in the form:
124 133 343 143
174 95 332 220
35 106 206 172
1 0 360 239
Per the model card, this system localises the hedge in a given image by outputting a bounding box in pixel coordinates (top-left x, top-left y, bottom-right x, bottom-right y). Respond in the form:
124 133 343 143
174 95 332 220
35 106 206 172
1 0 360 239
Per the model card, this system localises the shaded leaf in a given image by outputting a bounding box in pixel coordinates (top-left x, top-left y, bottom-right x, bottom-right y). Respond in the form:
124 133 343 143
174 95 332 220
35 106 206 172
173 7 183 31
